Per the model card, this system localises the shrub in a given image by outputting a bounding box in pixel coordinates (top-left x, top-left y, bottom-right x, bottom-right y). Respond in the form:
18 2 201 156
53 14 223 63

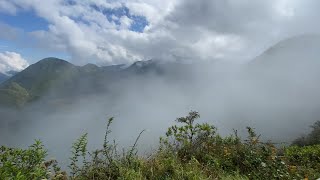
292 121 320 146
159 111 293 179
1 112 320 179
285 145 320 179
0 140 66 180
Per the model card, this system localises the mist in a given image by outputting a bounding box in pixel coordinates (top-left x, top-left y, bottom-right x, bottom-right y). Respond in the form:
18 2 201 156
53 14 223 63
1 35 320 167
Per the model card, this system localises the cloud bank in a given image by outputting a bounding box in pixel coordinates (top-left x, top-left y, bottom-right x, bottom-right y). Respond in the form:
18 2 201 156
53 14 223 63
0 0 320 65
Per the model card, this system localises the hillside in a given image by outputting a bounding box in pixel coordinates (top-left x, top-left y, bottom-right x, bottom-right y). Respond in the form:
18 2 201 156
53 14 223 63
0 73 8 83
1 34 320 109
245 34 320 99
249 34 320 71
1 57 80 95
243 34 320 105
0 57 195 107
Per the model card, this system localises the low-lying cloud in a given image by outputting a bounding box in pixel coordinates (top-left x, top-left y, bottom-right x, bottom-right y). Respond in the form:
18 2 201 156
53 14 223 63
0 0 320 169
0 51 29 74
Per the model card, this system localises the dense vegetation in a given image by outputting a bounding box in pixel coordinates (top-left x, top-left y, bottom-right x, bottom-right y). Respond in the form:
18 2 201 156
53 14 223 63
0 82 30 107
1 112 320 179
292 121 320 147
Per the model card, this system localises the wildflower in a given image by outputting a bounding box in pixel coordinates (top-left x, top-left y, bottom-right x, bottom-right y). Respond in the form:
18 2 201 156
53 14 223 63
289 165 297 173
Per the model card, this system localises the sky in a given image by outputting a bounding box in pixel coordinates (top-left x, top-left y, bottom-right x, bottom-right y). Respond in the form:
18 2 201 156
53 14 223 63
0 0 320 73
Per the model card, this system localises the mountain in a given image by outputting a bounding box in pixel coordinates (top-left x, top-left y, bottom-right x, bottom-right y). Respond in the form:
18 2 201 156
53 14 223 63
0 57 83 107
0 57 195 107
125 59 196 82
0 71 18 83
2 34 320 108
0 73 9 83
1 57 80 97
127 60 161 73
249 34 320 72
244 34 320 114
0 82 29 107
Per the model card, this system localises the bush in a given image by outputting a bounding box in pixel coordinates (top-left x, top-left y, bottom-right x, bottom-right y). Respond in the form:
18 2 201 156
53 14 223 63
292 121 320 146
0 140 66 180
1 111 320 179
160 111 292 179
285 145 320 179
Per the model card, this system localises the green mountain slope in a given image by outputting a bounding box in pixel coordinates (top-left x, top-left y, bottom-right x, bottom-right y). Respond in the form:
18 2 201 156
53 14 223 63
0 82 30 107
0 58 84 106
1 57 80 96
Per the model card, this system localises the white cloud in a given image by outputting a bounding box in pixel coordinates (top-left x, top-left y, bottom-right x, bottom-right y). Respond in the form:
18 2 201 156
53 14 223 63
0 0 320 65
0 1 18 15
0 51 29 74
119 16 133 30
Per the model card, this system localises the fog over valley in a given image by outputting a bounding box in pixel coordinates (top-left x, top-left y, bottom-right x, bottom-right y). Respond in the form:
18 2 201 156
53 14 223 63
0 34 320 165
1 1 320 173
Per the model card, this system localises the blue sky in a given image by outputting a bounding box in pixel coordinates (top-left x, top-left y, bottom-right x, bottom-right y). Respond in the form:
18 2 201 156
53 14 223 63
0 3 149 66
92 5 148 32
0 10 69 64
0 10 48 32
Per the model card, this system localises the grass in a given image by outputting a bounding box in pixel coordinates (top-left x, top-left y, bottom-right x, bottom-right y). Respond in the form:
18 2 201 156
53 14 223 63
1 111 320 179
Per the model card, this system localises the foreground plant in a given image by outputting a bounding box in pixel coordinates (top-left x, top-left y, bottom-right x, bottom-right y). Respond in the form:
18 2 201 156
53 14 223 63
1 112 320 179
0 140 66 180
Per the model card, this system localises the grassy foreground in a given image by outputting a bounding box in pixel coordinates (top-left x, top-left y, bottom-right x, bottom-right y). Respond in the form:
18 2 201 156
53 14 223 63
1 111 320 179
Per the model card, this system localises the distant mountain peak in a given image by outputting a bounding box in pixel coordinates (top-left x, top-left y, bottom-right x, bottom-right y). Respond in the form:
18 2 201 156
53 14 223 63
129 59 167 68
36 57 72 66
81 63 100 72
131 60 153 68
25 57 77 74
83 63 98 68
264 34 320 54
249 33 320 70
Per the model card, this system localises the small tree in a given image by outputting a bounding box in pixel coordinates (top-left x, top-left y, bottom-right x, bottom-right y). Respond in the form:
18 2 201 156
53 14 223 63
160 111 217 161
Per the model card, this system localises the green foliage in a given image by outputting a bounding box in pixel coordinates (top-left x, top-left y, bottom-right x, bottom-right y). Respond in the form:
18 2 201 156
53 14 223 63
160 111 217 162
0 82 30 107
0 140 66 180
160 112 293 179
292 121 320 146
285 145 320 179
69 118 147 179
0 140 47 179
69 133 88 178
1 112 320 179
